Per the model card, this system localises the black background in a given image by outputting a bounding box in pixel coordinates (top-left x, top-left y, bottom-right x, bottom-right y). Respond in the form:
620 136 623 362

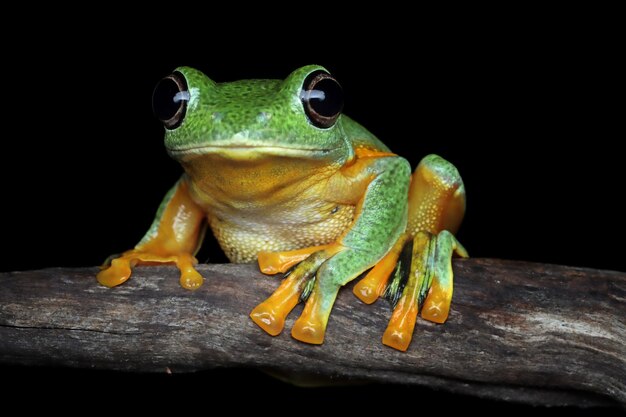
0 16 622 414
3 54 623 272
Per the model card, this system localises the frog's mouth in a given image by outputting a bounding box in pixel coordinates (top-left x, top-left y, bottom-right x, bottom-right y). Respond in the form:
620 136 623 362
167 144 339 160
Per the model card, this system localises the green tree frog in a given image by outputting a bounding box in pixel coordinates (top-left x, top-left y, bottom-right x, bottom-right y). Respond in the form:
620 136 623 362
98 66 467 351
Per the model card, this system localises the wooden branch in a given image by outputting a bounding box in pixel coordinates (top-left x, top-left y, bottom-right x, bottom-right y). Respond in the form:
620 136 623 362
0 260 624 407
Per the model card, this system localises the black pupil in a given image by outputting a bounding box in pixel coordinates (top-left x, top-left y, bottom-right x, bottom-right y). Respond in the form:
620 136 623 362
153 77 184 121
309 78 342 117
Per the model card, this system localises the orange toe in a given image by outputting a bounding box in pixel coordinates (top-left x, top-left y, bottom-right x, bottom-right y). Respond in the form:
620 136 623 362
383 301 418 351
353 241 402 304
177 255 204 290
353 280 378 304
257 251 298 275
291 316 325 345
421 285 451 323
258 245 331 275
180 269 204 290
382 327 411 352
97 258 132 288
250 302 287 336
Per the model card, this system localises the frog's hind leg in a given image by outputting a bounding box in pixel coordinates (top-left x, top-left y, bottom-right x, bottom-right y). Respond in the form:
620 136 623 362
357 154 468 351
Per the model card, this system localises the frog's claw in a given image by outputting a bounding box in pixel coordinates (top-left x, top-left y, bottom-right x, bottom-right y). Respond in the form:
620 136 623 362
97 250 204 290
382 230 467 351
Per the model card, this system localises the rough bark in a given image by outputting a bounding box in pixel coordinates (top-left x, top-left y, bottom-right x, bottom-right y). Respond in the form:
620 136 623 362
0 259 624 407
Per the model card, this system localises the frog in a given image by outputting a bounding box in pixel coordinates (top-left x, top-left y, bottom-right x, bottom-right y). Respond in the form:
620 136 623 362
97 65 467 352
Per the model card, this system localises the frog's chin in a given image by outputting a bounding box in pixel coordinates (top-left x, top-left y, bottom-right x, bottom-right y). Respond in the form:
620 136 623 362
167 144 337 161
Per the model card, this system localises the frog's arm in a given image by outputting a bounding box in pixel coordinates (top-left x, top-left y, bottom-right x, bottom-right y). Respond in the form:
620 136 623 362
251 153 411 344
97 177 207 290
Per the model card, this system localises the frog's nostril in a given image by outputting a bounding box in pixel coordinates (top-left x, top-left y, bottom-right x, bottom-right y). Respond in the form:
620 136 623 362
257 112 272 124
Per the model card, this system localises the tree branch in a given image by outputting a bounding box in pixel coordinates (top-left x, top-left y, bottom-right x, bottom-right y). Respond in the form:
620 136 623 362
0 259 624 407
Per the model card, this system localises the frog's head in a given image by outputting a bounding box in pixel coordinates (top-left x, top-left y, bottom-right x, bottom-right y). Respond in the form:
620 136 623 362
153 65 351 164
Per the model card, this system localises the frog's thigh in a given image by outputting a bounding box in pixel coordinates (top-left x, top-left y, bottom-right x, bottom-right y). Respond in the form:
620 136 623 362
407 154 465 236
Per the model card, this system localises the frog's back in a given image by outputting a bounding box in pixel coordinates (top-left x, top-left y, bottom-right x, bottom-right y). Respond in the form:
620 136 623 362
341 116 391 153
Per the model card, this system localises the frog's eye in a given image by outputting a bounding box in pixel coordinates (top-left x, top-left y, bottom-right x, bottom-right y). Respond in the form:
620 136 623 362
301 71 344 129
153 72 189 129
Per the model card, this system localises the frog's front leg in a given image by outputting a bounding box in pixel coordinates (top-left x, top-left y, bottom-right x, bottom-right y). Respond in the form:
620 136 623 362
251 155 411 344
97 177 207 290
356 154 468 351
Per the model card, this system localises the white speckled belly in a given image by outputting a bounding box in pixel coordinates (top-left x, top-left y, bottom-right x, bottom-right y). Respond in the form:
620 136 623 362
208 203 355 263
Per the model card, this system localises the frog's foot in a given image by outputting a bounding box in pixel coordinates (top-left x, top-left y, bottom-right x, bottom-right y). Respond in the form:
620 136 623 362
97 250 203 290
382 230 467 351
251 245 342 338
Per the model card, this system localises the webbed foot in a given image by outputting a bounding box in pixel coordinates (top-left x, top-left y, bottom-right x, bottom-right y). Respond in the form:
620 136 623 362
251 245 344 343
382 230 467 351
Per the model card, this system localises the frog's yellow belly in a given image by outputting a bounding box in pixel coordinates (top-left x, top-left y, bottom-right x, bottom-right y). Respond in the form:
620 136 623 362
181 152 356 262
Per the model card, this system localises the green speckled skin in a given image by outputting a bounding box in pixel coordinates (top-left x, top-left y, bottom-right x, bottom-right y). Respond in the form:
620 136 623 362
168 66 362 163
99 65 466 350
